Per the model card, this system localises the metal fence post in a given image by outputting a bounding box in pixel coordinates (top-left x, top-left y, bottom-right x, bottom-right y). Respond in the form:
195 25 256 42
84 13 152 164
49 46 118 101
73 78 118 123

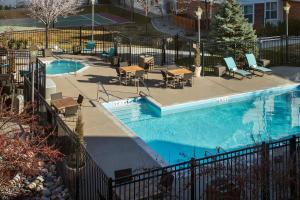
79 26 82 47
286 35 289 65
108 178 113 200
75 142 80 200
281 35 284 65
289 135 297 199
190 158 196 200
201 42 205 77
189 40 192 67
129 39 132 65
261 142 270 200
161 37 166 66
174 34 179 63
102 27 105 52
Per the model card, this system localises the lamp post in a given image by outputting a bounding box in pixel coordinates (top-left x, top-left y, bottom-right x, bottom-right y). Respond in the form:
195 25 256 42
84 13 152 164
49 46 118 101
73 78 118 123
195 7 203 46
195 7 203 77
91 0 96 42
283 2 291 37
283 2 291 63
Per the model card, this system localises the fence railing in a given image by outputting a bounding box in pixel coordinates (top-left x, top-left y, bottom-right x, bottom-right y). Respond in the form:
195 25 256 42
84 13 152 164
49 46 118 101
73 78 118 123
6 27 300 199
24 74 111 200
111 136 300 200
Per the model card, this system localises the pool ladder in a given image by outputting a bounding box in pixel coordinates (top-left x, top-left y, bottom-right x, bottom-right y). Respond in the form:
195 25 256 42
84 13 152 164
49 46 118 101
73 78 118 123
97 81 110 102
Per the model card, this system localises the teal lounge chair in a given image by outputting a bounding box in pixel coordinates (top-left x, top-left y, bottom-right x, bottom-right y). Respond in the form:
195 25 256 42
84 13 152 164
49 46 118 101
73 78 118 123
83 41 96 53
101 47 115 61
245 53 272 76
224 57 252 79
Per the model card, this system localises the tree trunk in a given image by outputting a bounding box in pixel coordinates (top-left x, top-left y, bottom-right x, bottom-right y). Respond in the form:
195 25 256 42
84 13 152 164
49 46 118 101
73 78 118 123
45 23 49 49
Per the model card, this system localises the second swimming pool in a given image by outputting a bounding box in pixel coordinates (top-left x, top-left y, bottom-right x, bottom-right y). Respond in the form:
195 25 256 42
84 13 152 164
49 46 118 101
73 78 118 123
103 85 300 165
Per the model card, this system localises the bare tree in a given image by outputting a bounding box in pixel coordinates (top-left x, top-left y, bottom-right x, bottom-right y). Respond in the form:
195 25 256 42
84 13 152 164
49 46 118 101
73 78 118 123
136 0 160 17
26 0 80 48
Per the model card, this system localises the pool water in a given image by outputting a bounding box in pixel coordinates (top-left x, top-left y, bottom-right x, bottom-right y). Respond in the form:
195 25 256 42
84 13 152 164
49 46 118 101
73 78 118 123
104 86 300 165
46 60 85 75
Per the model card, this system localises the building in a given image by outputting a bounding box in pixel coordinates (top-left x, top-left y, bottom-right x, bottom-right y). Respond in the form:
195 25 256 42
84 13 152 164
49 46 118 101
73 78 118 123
170 0 300 31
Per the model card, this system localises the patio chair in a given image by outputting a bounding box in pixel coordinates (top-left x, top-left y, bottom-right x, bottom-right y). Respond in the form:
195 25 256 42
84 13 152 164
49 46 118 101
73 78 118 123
63 105 78 121
77 94 84 108
50 92 63 101
132 70 145 87
119 61 129 68
83 41 96 54
245 53 272 76
115 67 127 85
161 70 176 88
101 47 115 61
179 73 193 88
114 168 132 184
224 57 252 80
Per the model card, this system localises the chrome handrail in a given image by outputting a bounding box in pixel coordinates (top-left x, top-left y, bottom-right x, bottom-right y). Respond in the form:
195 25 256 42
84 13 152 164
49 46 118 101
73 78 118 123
97 81 110 102
138 79 150 97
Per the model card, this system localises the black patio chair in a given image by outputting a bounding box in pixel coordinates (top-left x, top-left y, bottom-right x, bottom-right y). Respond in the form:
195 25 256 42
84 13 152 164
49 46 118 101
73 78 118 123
50 92 63 101
180 73 193 88
161 70 176 88
63 105 78 121
77 94 84 108
115 67 127 85
132 70 145 87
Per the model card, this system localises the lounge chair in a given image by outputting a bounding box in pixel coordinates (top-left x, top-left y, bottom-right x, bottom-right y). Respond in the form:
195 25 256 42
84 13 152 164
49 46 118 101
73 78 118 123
101 47 115 61
224 57 252 79
245 53 272 76
83 41 95 53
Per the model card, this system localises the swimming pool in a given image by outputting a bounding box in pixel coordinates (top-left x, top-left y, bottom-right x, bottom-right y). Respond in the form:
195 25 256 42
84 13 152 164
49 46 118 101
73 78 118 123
103 85 300 165
46 60 85 75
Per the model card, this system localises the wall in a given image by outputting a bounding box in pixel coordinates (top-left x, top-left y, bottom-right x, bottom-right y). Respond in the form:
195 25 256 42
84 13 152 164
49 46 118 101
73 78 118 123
289 1 300 20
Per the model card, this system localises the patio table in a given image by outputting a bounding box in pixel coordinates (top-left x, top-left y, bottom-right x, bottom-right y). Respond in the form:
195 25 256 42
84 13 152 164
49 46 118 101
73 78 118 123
167 68 192 77
51 97 78 111
120 65 144 73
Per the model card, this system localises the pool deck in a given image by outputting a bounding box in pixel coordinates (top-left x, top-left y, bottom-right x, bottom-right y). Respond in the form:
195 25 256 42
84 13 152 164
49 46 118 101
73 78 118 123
49 54 298 177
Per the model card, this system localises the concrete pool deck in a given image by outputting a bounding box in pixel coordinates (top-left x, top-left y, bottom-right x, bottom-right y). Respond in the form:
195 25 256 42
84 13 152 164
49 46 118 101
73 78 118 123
49 54 298 177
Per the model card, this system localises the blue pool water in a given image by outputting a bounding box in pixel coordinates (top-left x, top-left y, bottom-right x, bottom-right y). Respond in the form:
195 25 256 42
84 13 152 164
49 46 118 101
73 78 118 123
104 85 300 165
46 60 85 75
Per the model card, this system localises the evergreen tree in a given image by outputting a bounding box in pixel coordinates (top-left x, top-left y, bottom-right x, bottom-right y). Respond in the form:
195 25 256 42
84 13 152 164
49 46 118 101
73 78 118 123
209 0 257 59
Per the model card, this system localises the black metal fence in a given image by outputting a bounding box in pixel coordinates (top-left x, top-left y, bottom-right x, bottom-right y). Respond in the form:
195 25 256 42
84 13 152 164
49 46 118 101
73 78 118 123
0 49 31 84
24 73 111 200
5 27 300 199
111 136 300 200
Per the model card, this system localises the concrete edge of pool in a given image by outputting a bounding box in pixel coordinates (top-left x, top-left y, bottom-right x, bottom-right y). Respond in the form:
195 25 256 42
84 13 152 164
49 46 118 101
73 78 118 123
96 101 168 167
101 83 300 166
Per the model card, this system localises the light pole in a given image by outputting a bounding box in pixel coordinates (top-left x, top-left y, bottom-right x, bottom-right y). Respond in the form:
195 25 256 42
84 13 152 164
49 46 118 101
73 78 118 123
283 2 291 37
195 7 203 46
284 2 291 63
195 7 203 77
91 0 96 42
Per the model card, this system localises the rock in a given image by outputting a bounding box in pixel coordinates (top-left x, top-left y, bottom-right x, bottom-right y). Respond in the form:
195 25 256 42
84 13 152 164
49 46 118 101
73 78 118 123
42 188 51 197
36 184 44 191
41 197 50 200
41 168 49 174
27 182 37 190
36 175 44 183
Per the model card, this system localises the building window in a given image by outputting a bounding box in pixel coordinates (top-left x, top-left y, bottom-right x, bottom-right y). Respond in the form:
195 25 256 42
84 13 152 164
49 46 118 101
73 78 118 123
265 2 277 20
243 5 254 23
